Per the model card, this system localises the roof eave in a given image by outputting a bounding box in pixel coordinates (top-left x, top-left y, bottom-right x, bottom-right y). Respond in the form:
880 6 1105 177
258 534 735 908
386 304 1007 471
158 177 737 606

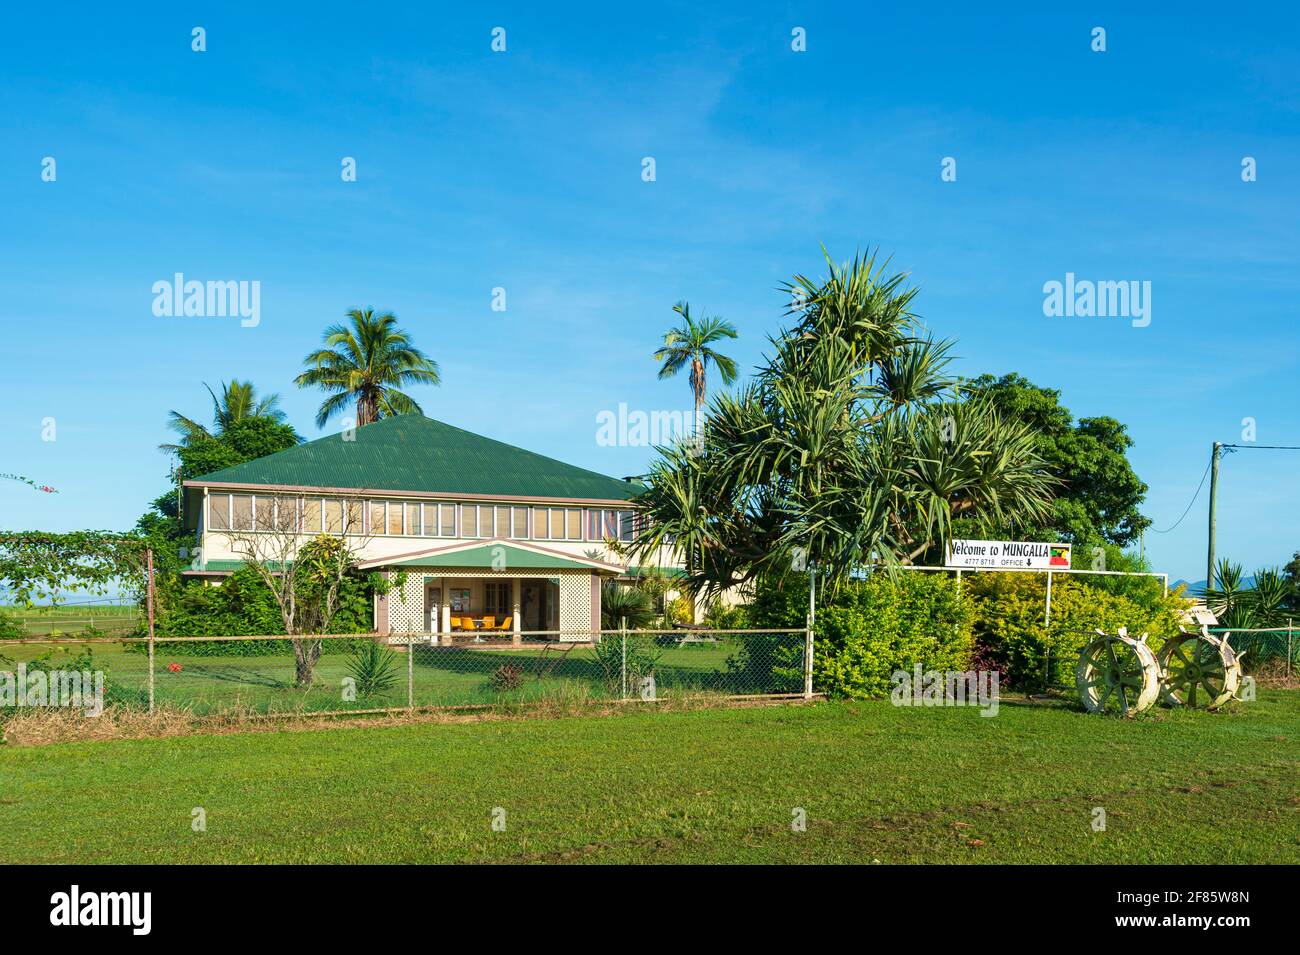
182 479 640 506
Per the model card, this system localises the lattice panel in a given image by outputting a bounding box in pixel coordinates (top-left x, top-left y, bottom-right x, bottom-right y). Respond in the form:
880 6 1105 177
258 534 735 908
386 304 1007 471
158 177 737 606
387 572 426 633
558 574 592 640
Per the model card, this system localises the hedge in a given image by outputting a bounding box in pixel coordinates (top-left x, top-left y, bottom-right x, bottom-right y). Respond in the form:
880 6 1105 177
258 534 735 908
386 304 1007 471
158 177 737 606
135 567 379 656
964 572 1186 690
748 571 974 699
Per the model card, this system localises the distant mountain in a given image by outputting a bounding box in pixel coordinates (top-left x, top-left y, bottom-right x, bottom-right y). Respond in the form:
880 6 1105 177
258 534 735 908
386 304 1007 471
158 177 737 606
1171 577 1258 594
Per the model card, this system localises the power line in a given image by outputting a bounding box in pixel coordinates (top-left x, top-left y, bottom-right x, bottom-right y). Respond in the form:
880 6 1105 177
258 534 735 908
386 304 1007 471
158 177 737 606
1152 442 1298 535
1150 458 1212 534
1219 443 1300 451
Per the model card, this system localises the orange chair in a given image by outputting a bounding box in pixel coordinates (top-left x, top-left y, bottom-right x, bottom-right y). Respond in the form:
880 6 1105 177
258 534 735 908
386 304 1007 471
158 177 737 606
448 616 462 630
494 616 513 631
480 616 496 630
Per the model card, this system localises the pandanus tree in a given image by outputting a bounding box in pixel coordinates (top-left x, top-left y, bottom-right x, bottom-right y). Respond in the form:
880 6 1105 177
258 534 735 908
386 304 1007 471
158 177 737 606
295 308 441 429
628 249 1058 596
1200 559 1292 629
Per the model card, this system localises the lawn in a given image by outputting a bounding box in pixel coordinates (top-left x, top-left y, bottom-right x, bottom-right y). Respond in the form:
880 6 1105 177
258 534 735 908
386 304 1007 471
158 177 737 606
0 604 138 637
1 691 1296 863
0 637 798 712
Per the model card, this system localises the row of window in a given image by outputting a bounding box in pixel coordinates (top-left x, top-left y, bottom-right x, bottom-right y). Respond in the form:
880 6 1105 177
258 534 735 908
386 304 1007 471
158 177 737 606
205 493 638 542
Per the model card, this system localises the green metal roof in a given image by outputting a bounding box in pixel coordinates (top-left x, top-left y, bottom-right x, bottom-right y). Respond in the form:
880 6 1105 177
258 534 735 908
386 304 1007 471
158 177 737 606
200 560 246 572
385 543 603 571
625 566 689 579
186 415 643 502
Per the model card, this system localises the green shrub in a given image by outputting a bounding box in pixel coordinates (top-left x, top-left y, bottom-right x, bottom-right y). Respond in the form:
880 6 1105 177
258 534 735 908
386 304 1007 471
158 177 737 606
744 571 973 698
965 572 1184 691
811 572 974 699
0 611 21 640
665 596 693 627
346 639 399 697
591 633 662 695
600 582 656 631
138 567 380 656
703 601 751 630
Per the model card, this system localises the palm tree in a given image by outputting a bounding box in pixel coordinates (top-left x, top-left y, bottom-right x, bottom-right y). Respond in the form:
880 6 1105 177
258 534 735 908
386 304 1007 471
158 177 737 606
654 302 738 435
160 380 289 452
294 308 441 429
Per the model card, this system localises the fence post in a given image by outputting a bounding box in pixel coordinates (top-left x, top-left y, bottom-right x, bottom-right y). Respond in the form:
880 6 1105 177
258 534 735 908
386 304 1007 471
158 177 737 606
407 633 415 711
1288 619 1294 679
620 616 627 700
804 567 816 700
1044 570 1053 628
146 547 155 714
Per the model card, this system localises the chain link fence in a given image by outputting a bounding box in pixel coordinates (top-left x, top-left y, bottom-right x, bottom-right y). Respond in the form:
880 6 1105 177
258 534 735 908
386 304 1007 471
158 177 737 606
0 628 812 719
1210 627 1298 676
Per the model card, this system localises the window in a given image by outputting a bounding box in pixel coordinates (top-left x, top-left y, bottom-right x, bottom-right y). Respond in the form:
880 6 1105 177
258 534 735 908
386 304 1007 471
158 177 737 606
303 498 322 534
459 504 478 538
345 499 363 534
387 501 403 536
449 588 471 613
565 509 583 541
531 507 549 540
618 510 635 542
511 507 528 539
480 506 494 538
587 508 616 541
229 495 253 530
484 581 512 616
368 500 386 535
208 493 231 531
323 499 344 534
495 506 510 538
401 502 419 536
254 496 277 531
549 509 566 539
439 504 456 536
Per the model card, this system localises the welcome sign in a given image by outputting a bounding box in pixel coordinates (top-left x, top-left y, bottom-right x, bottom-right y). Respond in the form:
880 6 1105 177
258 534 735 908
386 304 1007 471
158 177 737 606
946 539 1072 570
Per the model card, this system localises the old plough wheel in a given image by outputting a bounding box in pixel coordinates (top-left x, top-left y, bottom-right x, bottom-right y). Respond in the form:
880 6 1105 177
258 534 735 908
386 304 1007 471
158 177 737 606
1076 628 1161 716
1157 628 1241 709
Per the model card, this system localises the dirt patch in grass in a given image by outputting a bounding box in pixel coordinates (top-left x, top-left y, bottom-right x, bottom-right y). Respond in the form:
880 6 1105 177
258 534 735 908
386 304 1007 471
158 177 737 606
0 692 813 747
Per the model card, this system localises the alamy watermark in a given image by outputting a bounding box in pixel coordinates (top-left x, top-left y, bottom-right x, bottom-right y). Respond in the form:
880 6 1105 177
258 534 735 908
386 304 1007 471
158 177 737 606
890 665 999 717
152 273 261 327
0 664 104 716
50 885 150 935
596 402 700 451
1042 273 1150 328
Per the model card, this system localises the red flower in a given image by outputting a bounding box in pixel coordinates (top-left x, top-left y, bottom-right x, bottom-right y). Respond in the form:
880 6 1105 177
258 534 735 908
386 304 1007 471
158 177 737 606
167 662 183 673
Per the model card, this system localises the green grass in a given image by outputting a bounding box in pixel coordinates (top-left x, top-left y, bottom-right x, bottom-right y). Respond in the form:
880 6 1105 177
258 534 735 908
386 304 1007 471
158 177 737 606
0 638 794 712
1 604 138 637
1 691 1297 863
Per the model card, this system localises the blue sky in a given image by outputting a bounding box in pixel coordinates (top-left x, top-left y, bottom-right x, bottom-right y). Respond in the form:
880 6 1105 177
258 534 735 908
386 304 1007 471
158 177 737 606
2 2 1297 583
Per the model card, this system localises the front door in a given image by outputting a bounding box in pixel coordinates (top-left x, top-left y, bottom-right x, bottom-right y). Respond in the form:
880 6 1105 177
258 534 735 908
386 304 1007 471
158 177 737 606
521 580 558 633
521 581 543 632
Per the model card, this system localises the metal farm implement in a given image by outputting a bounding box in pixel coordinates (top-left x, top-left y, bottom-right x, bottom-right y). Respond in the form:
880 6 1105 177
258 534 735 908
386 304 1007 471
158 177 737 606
1074 626 1245 717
